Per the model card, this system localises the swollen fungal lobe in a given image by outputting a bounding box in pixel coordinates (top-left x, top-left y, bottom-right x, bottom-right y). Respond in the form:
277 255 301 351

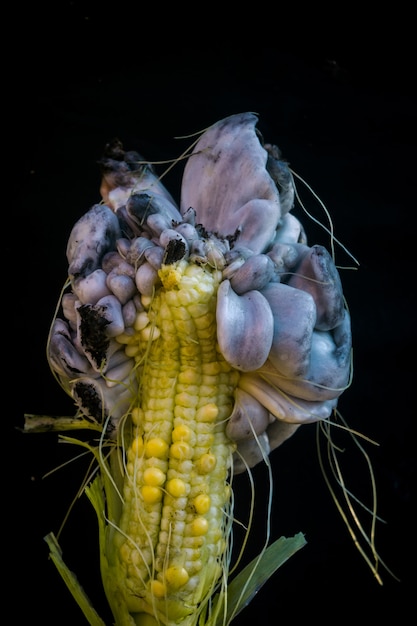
72 269 111 304
180 112 282 254
126 191 182 230
72 375 135 423
264 143 295 215
229 253 276 294
99 138 178 212
67 204 121 279
287 244 345 331
216 280 274 372
233 432 271 475
48 318 93 378
253 316 352 402
238 369 339 422
260 282 317 378
226 387 271 441
266 421 301 452
267 241 309 275
271 213 307 246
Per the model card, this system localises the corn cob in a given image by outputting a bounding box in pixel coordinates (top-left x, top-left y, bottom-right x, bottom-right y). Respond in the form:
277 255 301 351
24 112 366 624
109 260 239 625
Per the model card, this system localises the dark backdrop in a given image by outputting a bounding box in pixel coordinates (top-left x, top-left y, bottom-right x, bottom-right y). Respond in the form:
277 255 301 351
16 4 415 624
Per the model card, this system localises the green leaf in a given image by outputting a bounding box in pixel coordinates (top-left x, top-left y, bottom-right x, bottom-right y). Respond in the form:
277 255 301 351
44 532 106 626
214 532 307 625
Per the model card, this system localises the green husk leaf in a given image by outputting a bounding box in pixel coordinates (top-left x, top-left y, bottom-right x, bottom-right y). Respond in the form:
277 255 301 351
22 413 102 433
85 472 136 626
213 532 307 625
44 532 106 626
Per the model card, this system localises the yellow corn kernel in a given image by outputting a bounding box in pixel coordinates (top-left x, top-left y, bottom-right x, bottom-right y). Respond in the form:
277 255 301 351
175 391 198 408
193 494 211 515
141 485 163 504
147 397 173 411
150 579 166 598
143 467 166 486
195 453 217 474
166 478 187 498
171 305 191 321
170 441 193 460
178 368 201 384
174 319 196 335
134 311 150 331
187 302 209 318
172 424 193 442
196 403 219 422
131 407 143 426
190 516 209 536
192 313 213 331
176 384 200 397
164 566 189 590
141 294 153 308
125 343 142 358
141 325 161 342
130 435 144 457
173 405 195 420
145 437 169 459
115 328 136 344
201 361 222 375
183 263 204 278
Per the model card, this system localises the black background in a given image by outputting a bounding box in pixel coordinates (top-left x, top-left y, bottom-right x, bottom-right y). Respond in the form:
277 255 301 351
16 3 415 624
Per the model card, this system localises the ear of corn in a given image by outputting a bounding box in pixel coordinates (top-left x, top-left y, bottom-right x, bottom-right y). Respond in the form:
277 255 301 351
23 112 388 625
108 260 239 625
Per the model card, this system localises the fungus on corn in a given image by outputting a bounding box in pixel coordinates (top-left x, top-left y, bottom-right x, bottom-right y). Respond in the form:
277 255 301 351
24 113 386 625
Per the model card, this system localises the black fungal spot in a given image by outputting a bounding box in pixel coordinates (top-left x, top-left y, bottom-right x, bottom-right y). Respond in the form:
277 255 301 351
78 305 111 367
73 380 104 422
163 238 187 265
226 227 242 248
